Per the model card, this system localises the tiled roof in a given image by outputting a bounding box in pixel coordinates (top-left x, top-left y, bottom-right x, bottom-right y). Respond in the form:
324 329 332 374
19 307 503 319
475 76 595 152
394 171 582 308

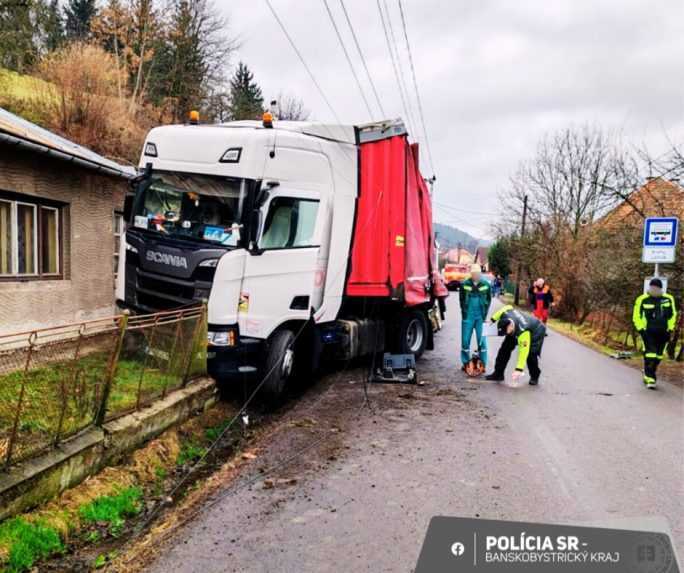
601 177 684 228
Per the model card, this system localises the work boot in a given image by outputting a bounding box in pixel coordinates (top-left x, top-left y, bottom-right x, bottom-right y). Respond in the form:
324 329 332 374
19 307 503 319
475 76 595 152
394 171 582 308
485 372 504 382
529 378 539 386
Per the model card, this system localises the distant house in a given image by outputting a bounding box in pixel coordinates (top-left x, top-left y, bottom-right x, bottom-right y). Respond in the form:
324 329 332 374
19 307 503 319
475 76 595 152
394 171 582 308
0 108 134 335
601 177 684 227
447 247 474 264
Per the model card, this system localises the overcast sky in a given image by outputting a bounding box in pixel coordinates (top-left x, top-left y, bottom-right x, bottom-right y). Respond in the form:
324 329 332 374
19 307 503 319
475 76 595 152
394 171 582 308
223 0 684 238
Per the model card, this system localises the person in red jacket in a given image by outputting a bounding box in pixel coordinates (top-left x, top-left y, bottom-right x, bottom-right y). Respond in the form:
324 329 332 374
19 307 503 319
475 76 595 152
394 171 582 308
528 278 553 324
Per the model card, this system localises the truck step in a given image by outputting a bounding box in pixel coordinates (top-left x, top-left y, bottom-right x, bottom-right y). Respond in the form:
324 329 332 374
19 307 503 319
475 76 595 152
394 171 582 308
370 353 417 384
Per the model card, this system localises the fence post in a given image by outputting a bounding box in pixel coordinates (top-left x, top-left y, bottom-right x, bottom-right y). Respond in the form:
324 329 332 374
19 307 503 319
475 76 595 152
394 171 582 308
96 311 129 426
5 331 37 468
182 302 207 386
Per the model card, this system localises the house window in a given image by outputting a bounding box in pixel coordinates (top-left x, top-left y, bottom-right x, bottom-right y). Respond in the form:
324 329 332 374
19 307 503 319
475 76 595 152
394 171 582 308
0 194 63 279
113 211 124 277
41 207 59 274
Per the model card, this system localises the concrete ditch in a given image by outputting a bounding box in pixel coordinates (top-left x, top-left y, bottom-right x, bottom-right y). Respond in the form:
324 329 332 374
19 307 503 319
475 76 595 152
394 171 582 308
0 377 216 521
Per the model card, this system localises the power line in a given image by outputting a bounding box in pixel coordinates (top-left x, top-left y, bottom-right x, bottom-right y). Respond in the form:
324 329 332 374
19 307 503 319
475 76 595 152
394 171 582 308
376 0 415 135
321 0 375 120
338 0 386 118
264 0 342 124
382 0 418 135
397 0 435 176
434 200 501 217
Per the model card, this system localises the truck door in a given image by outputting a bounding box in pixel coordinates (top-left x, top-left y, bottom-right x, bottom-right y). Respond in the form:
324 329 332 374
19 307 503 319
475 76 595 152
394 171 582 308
239 190 321 339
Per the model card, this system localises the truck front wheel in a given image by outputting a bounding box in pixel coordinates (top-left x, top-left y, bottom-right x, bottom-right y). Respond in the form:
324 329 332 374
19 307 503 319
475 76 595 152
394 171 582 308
395 310 429 359
259 329 296 404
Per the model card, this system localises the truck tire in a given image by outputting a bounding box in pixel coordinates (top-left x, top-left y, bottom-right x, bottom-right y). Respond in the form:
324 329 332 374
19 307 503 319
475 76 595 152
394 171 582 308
293 326 322 386
259 329 296 404
395 310 428 359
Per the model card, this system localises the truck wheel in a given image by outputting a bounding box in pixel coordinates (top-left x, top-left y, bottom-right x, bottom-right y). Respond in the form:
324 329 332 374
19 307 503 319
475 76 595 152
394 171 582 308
260 329 296 404
293 327 322 387
396 310 428 359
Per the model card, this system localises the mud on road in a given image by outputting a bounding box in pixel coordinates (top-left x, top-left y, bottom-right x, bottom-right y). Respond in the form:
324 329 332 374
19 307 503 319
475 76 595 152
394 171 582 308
110 352 484 572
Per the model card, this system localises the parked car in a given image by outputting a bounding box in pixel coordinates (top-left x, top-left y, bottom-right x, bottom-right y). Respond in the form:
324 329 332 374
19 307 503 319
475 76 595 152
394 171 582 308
443 263 469 290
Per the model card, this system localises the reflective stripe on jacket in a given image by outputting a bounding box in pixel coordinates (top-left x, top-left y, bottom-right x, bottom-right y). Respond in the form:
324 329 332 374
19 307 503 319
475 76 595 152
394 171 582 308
491 305 545 369
633 293 678 332
459 278 492 320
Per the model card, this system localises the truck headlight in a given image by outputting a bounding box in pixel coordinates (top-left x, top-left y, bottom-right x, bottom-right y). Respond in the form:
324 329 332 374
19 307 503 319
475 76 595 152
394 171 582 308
208 328 237 347
199 259 219 267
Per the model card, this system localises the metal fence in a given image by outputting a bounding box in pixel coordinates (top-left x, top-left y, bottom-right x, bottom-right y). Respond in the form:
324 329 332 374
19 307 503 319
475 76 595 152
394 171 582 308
0 305 207 468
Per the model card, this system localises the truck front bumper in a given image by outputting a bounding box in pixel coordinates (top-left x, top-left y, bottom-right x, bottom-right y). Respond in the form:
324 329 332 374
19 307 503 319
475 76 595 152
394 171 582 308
207 337 264 382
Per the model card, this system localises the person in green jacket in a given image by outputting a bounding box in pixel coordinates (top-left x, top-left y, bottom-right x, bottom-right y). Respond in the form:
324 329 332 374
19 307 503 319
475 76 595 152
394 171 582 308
459 264 492 370
485 305 546 385
632 278 678 389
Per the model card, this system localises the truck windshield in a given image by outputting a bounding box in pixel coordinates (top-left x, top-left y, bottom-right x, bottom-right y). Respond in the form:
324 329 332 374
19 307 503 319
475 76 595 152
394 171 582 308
132 172 249 247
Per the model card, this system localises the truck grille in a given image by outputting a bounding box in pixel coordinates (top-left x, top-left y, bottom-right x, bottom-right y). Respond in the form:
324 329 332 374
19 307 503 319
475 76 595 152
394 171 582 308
134 269 213 311
138 272 195 300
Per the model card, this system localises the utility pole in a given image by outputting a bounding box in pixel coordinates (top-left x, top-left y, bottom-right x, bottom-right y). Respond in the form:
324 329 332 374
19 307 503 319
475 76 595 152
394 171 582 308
514 194 528 306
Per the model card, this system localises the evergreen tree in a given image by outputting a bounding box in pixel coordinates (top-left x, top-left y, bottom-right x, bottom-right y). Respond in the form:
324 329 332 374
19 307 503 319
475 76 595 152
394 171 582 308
0 0 37 72
488 238 512 278
44 0 65 50
149 0 235 121
64 0 97 40
228 62 263 120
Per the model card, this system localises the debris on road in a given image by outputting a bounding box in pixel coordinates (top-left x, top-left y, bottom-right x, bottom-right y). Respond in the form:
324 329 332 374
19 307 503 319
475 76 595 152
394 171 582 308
263 478 298 490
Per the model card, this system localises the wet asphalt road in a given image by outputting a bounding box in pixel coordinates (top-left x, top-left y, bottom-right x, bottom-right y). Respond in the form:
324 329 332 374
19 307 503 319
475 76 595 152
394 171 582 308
146 297 683 572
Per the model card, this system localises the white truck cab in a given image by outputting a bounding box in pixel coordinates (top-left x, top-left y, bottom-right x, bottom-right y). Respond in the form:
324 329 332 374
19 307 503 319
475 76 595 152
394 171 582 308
117 116 446 400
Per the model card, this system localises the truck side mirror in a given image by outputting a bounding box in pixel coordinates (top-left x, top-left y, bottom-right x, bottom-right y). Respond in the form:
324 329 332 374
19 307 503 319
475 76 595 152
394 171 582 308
123 193 134 223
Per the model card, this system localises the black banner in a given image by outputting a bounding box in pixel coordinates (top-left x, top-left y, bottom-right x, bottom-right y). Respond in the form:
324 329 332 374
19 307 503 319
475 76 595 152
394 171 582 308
415 517 679 572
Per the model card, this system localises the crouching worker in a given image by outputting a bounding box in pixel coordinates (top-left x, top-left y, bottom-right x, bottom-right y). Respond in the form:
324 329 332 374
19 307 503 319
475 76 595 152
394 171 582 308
485 305 546 385
632 278 678 389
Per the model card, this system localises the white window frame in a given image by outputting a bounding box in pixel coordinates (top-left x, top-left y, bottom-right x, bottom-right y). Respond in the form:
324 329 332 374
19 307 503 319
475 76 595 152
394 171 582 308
40 205 60 276
113 211 124 278
15 201 38 276
0 196 63 279
0 198 13 276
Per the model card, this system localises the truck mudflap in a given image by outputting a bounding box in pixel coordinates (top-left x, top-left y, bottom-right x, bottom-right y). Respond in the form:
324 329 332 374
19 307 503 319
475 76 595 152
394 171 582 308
207 337 263 382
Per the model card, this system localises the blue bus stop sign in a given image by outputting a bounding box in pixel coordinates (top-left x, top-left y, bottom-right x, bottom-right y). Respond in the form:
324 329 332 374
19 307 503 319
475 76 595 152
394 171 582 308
643 217 678 263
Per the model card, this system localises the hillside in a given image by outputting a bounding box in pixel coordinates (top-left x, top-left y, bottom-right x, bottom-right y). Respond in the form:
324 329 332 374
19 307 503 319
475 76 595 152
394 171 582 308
0 68 53 125
434 222 489 253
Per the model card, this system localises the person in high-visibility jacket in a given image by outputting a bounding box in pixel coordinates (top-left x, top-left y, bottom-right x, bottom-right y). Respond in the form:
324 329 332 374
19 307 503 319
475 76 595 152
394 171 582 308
485 305 546 385
632 278 678 389
459 264 492 370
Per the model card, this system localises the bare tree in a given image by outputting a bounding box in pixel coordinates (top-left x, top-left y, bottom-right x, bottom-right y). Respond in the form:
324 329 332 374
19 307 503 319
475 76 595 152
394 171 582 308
501 126 623 321
500 124 683 362
276 92 310 121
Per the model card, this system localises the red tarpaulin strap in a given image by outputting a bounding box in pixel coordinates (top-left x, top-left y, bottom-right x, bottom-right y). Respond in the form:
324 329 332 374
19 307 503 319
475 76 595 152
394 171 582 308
419 169 448 298
404 144 430 306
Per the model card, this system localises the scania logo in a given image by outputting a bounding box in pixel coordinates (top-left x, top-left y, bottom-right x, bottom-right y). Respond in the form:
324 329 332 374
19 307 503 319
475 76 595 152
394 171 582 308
146 250 188 269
